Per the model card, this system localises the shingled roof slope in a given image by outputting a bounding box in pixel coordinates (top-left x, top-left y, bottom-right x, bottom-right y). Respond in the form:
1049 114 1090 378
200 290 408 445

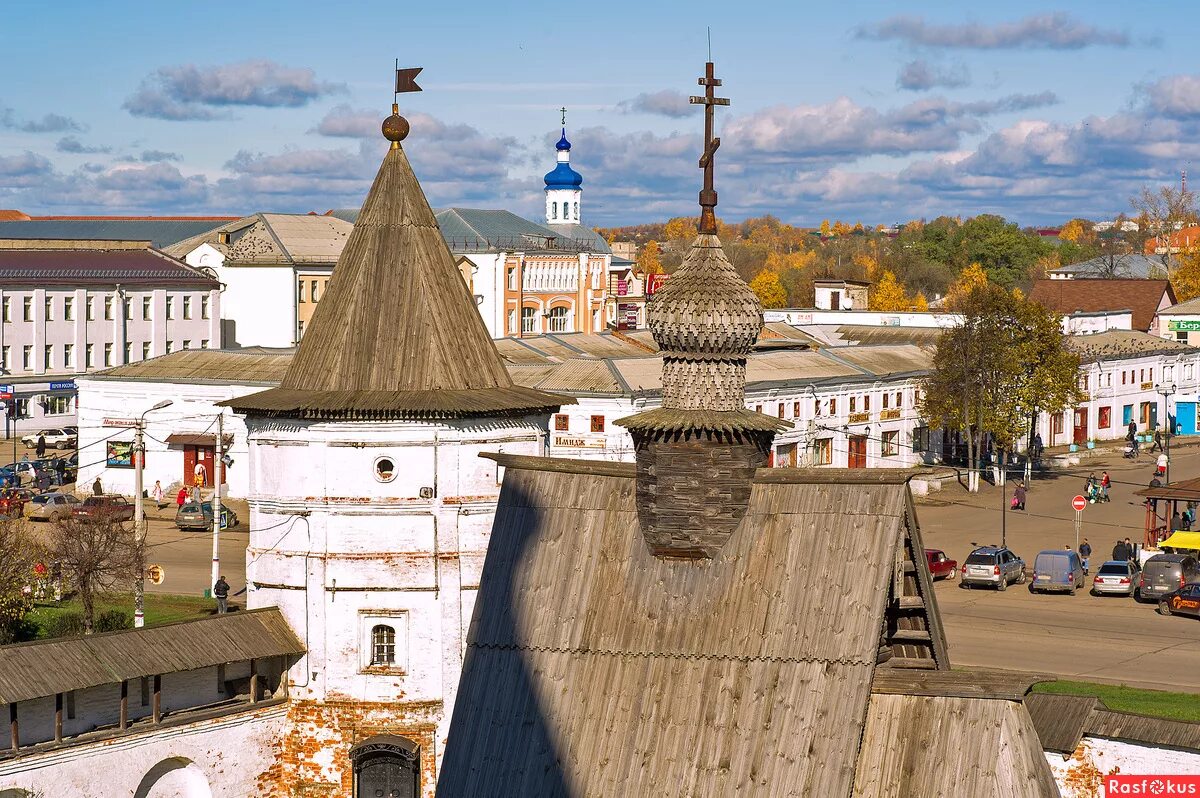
1030 278 1175 332
438 457 1055 797
226 141 566 419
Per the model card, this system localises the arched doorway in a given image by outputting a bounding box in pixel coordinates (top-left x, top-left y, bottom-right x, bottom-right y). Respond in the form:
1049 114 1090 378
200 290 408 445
351 735 420 798
134 757 212 798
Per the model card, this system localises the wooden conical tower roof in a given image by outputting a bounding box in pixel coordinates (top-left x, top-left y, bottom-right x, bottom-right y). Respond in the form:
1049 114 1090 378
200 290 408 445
228 116 566 420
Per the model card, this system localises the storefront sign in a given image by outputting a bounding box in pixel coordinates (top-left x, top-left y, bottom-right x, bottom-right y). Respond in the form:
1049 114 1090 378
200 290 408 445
553 434 608 450
49 380 75 391
103 417 140 428
646 274 670 296
879 409 901 420
848 412 871 424
1169 319 1200 332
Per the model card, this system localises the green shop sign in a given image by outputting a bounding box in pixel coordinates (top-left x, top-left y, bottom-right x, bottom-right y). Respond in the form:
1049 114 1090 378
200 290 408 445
1168 320 1200 332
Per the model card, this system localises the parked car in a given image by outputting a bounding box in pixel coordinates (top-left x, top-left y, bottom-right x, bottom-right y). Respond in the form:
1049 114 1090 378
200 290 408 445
1091 560 1140 597
20 428 76 450
1030 550 1085 595
38 457 76 485
0 461 40 487
27 492 80 522
72 494 134 522
0 488 33 517
925 549 958 580
175 501 239 532
961 546 1026 590
1157 583 1200 619
1138 554 1200 603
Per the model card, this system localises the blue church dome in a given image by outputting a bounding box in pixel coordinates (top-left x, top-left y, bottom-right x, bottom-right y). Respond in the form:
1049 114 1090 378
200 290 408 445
556 128 571 151
544 162 583 189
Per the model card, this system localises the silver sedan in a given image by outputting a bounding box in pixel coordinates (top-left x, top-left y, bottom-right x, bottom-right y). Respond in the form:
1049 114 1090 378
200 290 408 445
1091 560 1139 597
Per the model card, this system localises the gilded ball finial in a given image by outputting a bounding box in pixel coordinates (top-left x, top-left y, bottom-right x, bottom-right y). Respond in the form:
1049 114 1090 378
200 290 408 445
382 103 409 143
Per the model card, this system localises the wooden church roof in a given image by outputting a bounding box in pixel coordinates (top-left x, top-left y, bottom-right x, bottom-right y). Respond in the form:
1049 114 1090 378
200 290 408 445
227 141 566 420
436 456 1058 797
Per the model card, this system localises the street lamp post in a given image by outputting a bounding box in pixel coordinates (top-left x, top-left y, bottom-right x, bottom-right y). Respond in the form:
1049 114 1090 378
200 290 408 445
1157 383 1176 485
133 399 173 628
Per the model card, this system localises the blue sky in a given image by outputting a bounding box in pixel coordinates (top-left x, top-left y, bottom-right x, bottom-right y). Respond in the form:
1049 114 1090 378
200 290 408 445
1 0 1195 226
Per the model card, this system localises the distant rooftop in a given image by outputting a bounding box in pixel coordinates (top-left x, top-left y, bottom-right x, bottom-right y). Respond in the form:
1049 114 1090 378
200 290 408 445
0 244 221 288
0 217 234 248
1048 254 1165 280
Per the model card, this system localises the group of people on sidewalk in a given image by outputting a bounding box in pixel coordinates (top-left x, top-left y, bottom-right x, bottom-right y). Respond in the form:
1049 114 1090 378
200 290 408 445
1084 471 1112 503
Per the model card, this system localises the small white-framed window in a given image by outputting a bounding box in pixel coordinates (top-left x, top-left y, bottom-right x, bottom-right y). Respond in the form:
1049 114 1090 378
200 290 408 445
371 625 396 665
142 296 151 320
521 307 537 334
183 296 192 319
360 610 408 673
64 297 74 321
815 438 833 465
881 430 899 457
104 343 113 367
201 295 210 319
63 343 74 368
104 295 114 320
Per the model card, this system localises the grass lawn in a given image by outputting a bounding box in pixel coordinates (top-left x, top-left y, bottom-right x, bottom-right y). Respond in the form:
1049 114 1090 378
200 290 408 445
27 592 214 638
1032 679 1200 722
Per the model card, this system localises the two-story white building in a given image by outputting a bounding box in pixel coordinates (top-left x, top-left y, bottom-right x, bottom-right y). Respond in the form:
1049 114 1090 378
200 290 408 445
0 239 221 443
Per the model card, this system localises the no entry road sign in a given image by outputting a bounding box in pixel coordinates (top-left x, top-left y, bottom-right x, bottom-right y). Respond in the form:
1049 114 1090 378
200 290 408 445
1071 495 1087 512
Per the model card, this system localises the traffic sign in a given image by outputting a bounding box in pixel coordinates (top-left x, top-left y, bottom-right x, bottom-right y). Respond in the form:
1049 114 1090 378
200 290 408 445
1071 495 1087 512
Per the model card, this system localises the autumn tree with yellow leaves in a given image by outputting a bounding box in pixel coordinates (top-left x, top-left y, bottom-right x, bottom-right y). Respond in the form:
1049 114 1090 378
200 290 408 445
637 240 663 276
869 271 915 312
750 270 788 308
1173 246 1200 301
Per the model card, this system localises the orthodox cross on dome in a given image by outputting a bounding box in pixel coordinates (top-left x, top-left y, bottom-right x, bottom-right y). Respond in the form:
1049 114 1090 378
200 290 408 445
560 106 567 126
689 60 729 234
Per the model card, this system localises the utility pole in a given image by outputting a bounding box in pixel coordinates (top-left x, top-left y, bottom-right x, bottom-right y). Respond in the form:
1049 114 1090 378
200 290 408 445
211 412 223 595
133 420 146 628
132 399 172 628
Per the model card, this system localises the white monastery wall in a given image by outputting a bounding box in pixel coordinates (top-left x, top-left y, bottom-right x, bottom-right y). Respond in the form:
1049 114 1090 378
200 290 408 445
0 704 286 798
1047 736 1200 797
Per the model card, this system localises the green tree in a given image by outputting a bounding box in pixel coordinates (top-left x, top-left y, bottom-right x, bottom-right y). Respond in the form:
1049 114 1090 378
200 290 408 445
920 285 1080 491
952 214 1049 288
0 520 37 644
750 269 788 308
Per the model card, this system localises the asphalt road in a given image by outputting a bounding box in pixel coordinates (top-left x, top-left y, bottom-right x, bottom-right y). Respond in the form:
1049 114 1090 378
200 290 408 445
21 502 250 599
917 443 1200 693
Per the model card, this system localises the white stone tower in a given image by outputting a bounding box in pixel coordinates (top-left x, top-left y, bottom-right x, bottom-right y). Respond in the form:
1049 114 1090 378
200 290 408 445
225 98 566 797
543 109 583 225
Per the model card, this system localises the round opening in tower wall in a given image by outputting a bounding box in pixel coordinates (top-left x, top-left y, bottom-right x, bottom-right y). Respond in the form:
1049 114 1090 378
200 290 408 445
630 428 773 558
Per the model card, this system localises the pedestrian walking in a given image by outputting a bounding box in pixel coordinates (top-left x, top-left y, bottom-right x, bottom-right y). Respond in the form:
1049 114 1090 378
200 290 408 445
1100 471 1111 502
176 486 188 508
1151 425 1164 453
1128 419 1138 439
92 476 102 496
1125 536 1138 562
1079 538 1092 575
54 458 66 486
34 434 45 458
1112 538 1128 561
1172 510 1183 531
213 576 230 614
152 480 164 509
1156 453 1168 479
1013 481 1027 511
1184 504 1195 531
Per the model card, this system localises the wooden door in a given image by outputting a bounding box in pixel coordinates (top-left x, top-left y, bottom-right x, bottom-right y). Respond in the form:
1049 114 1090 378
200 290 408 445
183 445 197 486
1073 408 1088 445
848 436 867 469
